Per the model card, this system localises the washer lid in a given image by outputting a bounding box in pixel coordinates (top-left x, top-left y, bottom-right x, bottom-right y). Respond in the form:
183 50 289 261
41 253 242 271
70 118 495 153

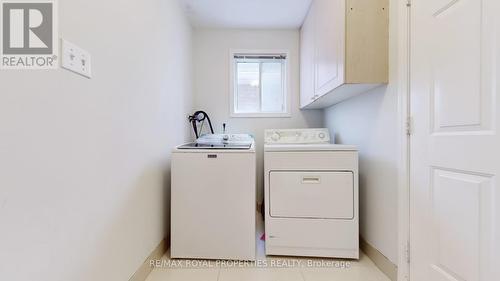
264 143 357 152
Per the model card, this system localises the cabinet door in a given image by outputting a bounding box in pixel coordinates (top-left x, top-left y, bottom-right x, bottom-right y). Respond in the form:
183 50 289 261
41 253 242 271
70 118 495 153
300 2 316 108
314 0 345 97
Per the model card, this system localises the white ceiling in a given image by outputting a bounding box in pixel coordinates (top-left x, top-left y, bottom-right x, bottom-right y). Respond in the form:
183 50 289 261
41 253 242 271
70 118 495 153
180 0 312 29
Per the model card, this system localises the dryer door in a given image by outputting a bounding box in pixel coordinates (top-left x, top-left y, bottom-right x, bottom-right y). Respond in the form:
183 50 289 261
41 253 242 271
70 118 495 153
269 171 354 219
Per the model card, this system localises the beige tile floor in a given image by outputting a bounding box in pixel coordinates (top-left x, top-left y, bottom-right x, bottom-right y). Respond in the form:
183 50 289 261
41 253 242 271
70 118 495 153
146 214 390 281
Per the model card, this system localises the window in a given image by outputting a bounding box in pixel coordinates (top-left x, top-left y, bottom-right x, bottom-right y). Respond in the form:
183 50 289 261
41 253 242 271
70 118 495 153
230 51 290 117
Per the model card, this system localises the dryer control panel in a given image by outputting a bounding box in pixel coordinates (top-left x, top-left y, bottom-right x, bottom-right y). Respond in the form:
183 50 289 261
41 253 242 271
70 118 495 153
265 128 331 144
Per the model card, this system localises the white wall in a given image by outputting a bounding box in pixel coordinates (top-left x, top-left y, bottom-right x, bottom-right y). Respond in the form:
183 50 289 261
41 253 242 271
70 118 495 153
0 1 192 281
192 29 323 202
323 1 400 264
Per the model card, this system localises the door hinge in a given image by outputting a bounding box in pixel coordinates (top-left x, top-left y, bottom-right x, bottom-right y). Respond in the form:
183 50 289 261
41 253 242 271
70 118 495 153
406 116 413 136
405 240 411 263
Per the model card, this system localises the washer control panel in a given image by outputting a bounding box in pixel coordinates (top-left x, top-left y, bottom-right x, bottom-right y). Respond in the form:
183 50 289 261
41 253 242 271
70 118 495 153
265 128 331 144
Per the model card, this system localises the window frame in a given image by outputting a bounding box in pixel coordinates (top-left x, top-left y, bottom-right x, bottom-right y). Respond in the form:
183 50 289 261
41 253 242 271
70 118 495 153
229 49 291 118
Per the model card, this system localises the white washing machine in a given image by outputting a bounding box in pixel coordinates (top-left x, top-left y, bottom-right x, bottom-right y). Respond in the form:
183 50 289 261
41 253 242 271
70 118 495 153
171 134 256 261
264 128 359 259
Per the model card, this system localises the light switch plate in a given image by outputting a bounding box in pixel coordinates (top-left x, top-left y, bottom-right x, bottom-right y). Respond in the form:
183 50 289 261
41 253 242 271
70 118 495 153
61 39 92 78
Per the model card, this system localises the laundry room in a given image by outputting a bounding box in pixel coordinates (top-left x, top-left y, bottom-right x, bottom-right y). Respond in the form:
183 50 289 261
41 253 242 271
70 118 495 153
1 1 498 281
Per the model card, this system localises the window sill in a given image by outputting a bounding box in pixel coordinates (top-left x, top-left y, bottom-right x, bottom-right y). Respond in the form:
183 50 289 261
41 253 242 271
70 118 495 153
230 112 292 118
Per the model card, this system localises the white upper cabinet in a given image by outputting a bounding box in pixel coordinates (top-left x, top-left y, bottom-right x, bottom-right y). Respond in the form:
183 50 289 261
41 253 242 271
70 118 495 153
314 0 345 97
299 1 316 107
300 0 389 109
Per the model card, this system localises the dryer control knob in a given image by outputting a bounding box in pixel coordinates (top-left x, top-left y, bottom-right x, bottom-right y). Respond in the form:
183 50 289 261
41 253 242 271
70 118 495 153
271 132 280 141
318 132 326 139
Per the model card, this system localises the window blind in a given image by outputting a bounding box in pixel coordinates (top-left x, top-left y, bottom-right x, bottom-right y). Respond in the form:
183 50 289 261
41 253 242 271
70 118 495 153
233 54 287 60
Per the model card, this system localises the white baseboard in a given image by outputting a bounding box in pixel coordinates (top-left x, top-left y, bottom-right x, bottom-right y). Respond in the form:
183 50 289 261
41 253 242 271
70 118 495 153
128 238 168 281
360 237 398 281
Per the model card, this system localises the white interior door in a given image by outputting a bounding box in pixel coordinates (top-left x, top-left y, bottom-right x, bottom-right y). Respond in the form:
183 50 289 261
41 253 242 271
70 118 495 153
410 0 499 281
